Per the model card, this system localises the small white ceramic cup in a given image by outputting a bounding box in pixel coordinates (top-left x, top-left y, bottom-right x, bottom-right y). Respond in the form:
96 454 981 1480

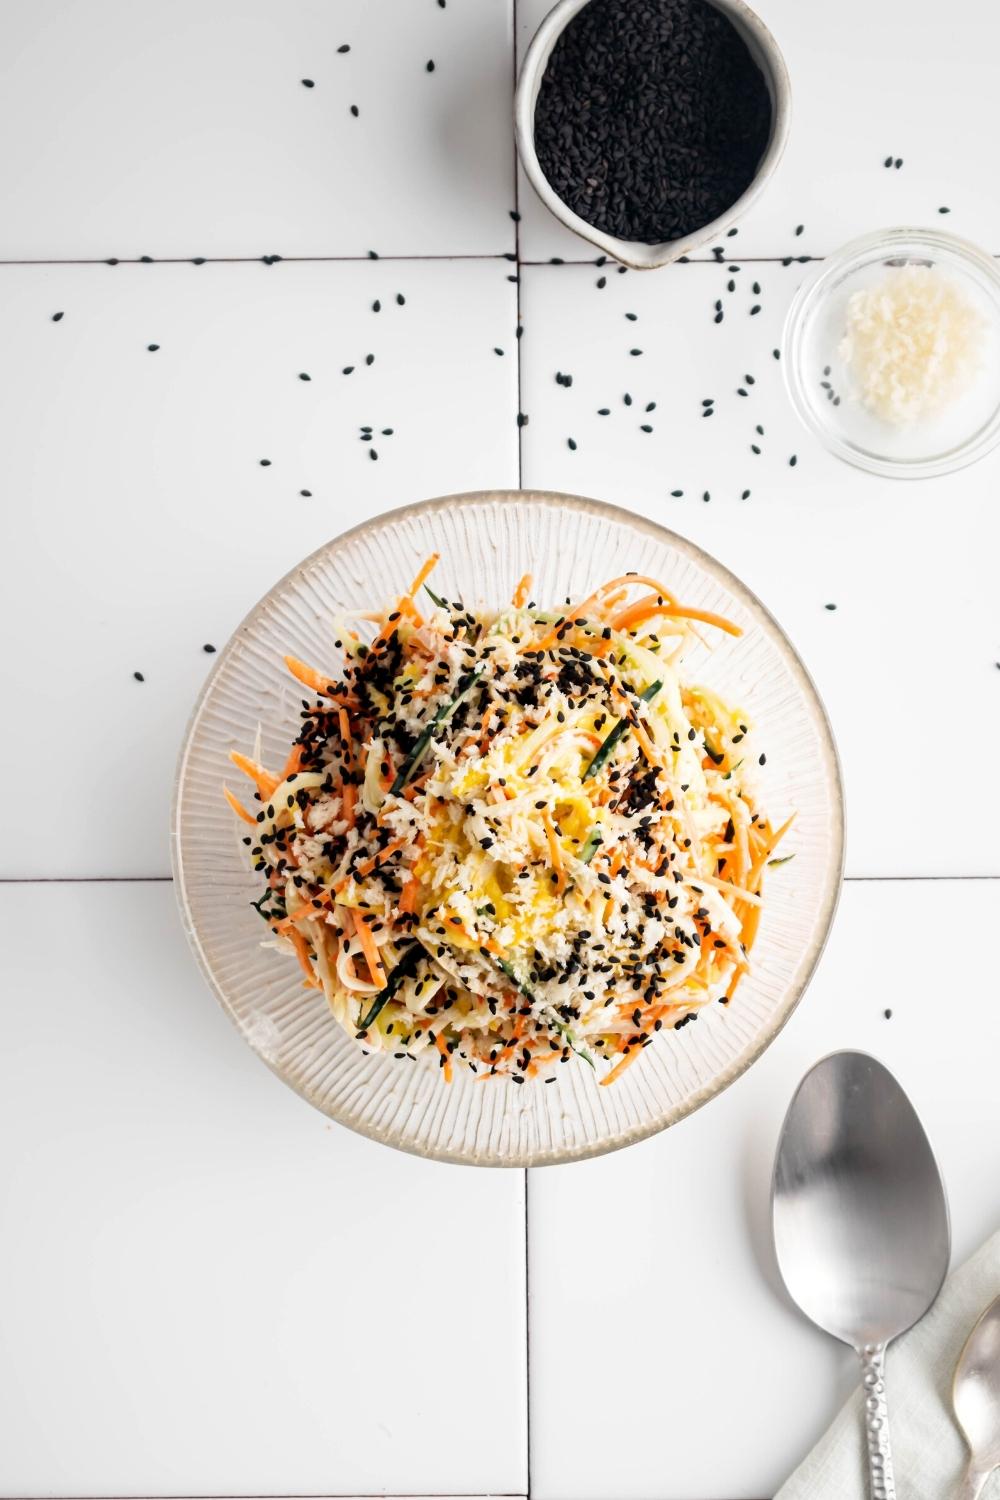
515 0 791 269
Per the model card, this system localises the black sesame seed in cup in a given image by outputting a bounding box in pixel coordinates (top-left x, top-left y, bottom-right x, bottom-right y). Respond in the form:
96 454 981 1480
533 0 773 246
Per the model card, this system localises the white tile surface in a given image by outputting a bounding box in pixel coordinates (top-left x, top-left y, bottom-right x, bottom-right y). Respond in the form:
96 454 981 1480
0 880 527 1498
0 258 518 878
515 0 1000 262
0 0 515 258
527 876 1000 1500
518 261 1000 878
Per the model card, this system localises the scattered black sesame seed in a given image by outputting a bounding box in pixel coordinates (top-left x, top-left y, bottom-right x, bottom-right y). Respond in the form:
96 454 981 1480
192 257 206 265
426 58 436 71
369 448 378 461
938 205 951 213
794 224 803 236
758 752 766 765
623 392 632 405
342 365 354 375
597 407 610 415
259 458 271 466
702 490 710 502
517 412 529 427
337 42 350 52
773 348 780 359
300 489 312 497
147 343 159 352
824 602 837 611
640 423 653 432
894 157 902 168
350 104 359 116
298 371 310 380
625 311 638 321
567 436 577 450
133 670 144 682
714 310 723 323
510 209 521 221
670 488 683 496
365 353 374 365
106 258 119 265
789 454 797 466
596 275 607 288
741 488 750 499
368 250 379 259
372 299 381 312
749 303 761 315
203 643 216 654
51 311 64 322
751 443 760 454
884 1008 893 1019
629 347 643 356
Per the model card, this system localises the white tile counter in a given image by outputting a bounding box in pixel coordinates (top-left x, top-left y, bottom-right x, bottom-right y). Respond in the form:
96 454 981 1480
1 2 998 1498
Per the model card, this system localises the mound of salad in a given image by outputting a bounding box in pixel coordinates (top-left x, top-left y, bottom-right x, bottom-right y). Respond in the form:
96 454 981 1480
225 555 792 1085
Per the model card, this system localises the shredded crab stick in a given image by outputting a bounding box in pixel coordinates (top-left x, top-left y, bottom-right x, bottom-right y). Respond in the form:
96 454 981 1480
225 561 791 1084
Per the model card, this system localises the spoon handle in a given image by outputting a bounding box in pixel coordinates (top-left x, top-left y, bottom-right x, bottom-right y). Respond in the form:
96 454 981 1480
859 1343 896 1500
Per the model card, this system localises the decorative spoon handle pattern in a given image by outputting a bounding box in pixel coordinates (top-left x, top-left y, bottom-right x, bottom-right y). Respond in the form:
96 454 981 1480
859 1344 896 1500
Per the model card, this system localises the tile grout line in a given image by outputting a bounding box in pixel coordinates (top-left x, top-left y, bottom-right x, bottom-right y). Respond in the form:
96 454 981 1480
510 7 530 1498
512 0 524 492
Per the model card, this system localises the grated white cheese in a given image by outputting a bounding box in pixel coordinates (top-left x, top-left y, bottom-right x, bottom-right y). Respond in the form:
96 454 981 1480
838 264 985 425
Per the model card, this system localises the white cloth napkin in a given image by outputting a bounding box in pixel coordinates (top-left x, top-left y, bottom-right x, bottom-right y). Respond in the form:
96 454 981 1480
776 1230 1000 1499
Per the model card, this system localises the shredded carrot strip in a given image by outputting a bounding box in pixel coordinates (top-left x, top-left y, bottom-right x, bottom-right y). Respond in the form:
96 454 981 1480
336 836 406 892
287 927 320 987
223 785 257 825
600 1046 643 1086
341 781 356 829
407 552 441 598
512 572 532 607
435 1031 454 1083
284 655 338 698
281 743 304 779
229 750 279 800
399 876 420 915
351 912 387 989
661 605 742 637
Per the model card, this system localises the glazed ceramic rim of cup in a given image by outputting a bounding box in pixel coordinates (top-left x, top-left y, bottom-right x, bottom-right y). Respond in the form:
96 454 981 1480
514 0 792 270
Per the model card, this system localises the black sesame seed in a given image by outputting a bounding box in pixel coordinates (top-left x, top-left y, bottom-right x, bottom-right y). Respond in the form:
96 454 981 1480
147 343 159 352
789 454 797 466
259 458 271 466
203 643 216 654
350 104 359 117
298 371 310 380
301 78 315 87
133 670 144 682
337 42 350 52
426 58 435 71
567 437 577 450
51 311 64 322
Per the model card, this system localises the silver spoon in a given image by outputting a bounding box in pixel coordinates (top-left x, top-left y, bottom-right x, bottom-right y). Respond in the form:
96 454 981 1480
772 1051 950 1500
953 1294 1000 1499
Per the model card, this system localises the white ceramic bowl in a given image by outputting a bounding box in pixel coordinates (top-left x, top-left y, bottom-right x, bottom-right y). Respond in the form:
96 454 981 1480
515 0 791 269
783 226 1000 479
172 491 844 1167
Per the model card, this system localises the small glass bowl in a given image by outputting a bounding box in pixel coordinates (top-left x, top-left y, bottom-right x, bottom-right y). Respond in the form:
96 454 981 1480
783 227 1000 479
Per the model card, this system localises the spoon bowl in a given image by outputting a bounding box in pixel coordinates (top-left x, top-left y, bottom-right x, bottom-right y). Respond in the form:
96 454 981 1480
953 1294 1000 1499
772 1052 950 1498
